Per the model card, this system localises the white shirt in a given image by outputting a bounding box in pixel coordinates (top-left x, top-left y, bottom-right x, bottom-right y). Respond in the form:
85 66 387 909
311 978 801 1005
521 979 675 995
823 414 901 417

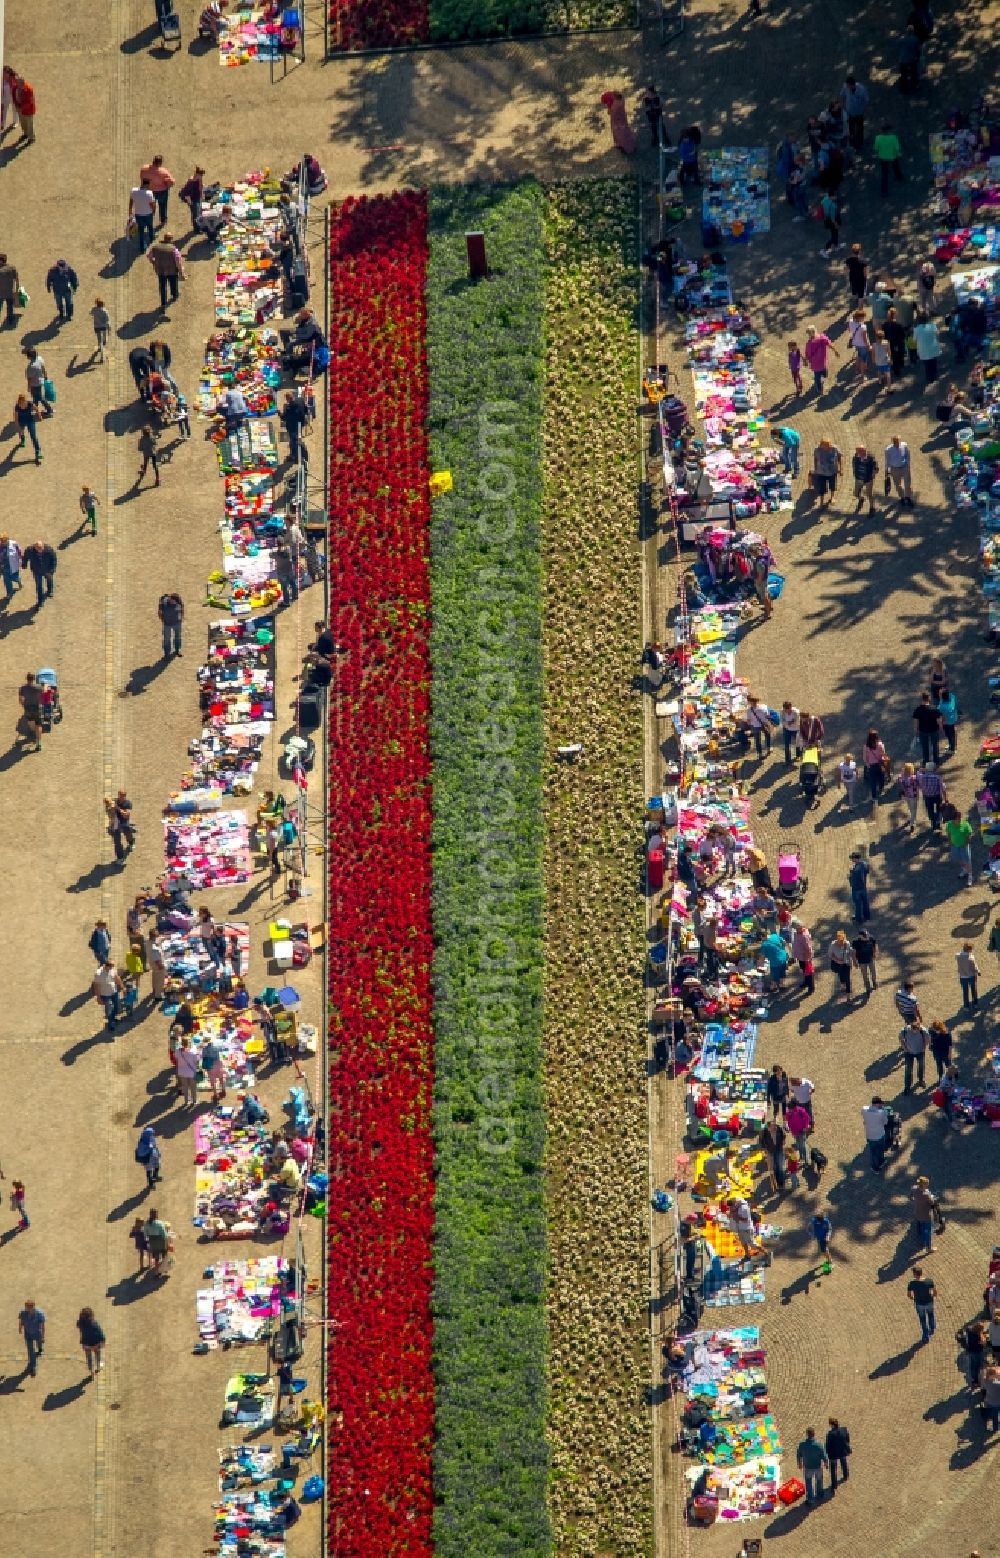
781 707 800 732
861 1104 887 1141
791 1079 814 1106
94 966 121 998
131 186 156 217
885 441 910 469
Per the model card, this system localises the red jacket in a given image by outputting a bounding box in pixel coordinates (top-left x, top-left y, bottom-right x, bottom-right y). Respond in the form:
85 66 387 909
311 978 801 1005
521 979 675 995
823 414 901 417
14 80 35 116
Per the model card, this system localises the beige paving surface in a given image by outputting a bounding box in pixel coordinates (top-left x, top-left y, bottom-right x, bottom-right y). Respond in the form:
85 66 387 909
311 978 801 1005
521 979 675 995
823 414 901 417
1 0 997 1552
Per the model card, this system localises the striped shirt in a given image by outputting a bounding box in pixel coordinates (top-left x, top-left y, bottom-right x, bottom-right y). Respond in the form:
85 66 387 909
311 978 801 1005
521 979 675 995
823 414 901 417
894 989 920 1022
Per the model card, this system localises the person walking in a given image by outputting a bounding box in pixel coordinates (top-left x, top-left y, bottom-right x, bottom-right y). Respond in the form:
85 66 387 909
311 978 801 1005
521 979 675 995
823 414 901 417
147 233 185 310
135 1125 161 1189
77 1308 106 1377
0 252 20 327
0 534 22 598
91 298 110 361
819 190 842 257
790 922 815 993
873 122 903 194
88 919 112 965
18 672 43 751
45 258 78 322
178 166 206 229
981 1364 1000 1432
797 711 825 756
786 1099 812 1164
861 1096 889 1171
897 760 920 828
279 390 310 464
804 325 840 396
129 178 157 252
917 762 947 829
851 927 878 992
937 685 958 755
840 74 869 150
946 811 974 887
836 752 859 806
25 540 56 605
829 929 857 995
779 702 800 765
910 1176 939 1255
900 1019 928 1093
18 1299 45 1376
274 543 299 608
78 485 100 537
894 979 921 1023
811 439 842 508
148 929 166 1003
796 1427 829 1505
870 328 892 393
139 154 175 226
12 74 36 143
809 1208 833 1266
23 348 53 418
790 1074 815 1123
845 243 868 305
914 313 941 385
848 851 871 922
135 423 161 489
884 434 914 505
847 312 872 378
13 395 42 463
956 942 980 1006
129 1216 149 1273
961 1319 987 1388
825 1420 851 1489
906 1267 936 1341
928 1020 952 1081
851 445 878 514
11 1178 29 1229
175 1037 199 1107
92 960 125 1031
158 591 184 658
787 339 804 393
745 696 773 760
912 691 942 765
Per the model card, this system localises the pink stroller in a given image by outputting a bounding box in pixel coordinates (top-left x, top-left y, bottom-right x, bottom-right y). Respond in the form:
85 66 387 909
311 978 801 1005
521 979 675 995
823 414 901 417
777 842 807 904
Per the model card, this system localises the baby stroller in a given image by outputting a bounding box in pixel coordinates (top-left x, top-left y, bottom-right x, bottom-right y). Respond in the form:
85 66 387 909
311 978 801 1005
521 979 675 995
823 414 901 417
36 668 62 731
798 746 824 809
776 841 808 904
884 1106 902 1154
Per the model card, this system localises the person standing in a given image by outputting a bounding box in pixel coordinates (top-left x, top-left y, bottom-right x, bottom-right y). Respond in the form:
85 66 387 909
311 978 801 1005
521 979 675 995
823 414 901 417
179 166 206 229
804 325 840 396
900 1020 928 1093
45 258 78 322
840 74 869 150
851 928 878 993
745 696 773 760
12 74 36 144
18 1299 45 1376
11 1178 29 1229
848 851 871 922
18 672 43 751
91 298 111 361
129 179 157 253
148 929 166 1003
819 190 842 257
13 395 42 463
158 591 184 658
787 340 804 392
77 1308 106 1377
786 1100 812 1164
910 1176 939 1255
894 979 921 1023
175 1037 199 1107
25 540 56 605
88 919 112 965
0 252 21 327
914 313 941 385
92 960 125 1031
641 86 663 148
135 1126 161 1189
766 1064 790 1120
779 702 800 765
845 243 868 305
147 233 185 311
790 1074 815 1123
136 424 161 488
829 929 856 995
0 534 22 598
847 312 873 378
143 1209 170 1273
772 425 801 478
279 391 309 464
928 1020 952 1080
274 544 298 609
912 691 942 765
677 127 701 185
947 814 975 888
861 1096 888 1171
139 154 176 227
201 1037 226 1104
790 924 815 993
811 439 843 508
836 752 859 806
981 1365 1000 1433
906 1267 936 1341
885 434 913 503
898 25 921 93
851 445 878 514
873 123 903 195
917 762 946 828
883 307 907 380
796 1427 829 1505
825 1419 851 1489
129 1216 149 1273
956 942 980 1006
809 1208 833 1265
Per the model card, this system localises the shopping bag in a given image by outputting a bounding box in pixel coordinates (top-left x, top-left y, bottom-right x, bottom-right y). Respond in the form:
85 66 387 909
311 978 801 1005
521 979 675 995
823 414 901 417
42 378 56 404
777 1478 805 1505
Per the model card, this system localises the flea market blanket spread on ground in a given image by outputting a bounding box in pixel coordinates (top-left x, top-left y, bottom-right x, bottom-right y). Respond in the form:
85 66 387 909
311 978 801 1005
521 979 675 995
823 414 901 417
325 178 647 1557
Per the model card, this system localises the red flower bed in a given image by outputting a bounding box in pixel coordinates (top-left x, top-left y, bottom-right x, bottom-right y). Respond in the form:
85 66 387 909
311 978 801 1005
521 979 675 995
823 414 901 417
327 190 434 1556
328 0 428 51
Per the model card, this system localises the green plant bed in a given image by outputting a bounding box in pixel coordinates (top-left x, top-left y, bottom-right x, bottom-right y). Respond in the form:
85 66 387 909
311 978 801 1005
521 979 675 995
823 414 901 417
540 178 652 1557
428 0 632 41
427 181 551 1558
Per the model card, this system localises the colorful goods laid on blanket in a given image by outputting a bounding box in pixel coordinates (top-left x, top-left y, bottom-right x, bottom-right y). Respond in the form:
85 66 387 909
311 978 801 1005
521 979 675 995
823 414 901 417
930 120 1000 230
193 1090 324 1240
678 1328 782 1525
196 1256 291 1347
218 0 301 65
701 148 770 243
